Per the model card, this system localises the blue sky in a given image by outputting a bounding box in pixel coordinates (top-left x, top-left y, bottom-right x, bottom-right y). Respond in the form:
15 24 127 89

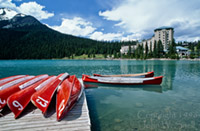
1 0 200 42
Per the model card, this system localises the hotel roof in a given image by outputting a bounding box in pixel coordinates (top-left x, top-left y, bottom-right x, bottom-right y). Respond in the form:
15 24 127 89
176 46 189 51
154 26 174 31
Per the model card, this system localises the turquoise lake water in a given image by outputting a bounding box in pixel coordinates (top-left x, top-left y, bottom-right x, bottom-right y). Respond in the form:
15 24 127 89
0 60 200 130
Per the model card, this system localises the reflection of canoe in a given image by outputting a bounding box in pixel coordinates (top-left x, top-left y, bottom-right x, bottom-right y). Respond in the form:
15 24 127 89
56 75 83 121
31 73 69 114
84 83 162 93
93 71 154 78
7 76 56 118
82 75 163 86
0 75 48 110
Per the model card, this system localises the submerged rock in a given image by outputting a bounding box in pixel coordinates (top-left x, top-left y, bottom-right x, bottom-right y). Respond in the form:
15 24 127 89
135 102 144 108
114 118 122 123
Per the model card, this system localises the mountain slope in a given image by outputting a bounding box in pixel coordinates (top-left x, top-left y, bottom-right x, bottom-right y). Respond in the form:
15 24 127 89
0 8 133 59
0 8 17 21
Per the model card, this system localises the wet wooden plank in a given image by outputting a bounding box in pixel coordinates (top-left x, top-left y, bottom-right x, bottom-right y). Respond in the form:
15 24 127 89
0 92 91 131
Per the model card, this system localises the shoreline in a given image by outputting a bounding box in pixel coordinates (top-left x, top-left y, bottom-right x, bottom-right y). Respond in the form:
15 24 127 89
0 58 200 61
59 58 200 61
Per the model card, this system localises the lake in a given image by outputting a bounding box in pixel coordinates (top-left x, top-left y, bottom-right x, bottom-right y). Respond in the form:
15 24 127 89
0 60 200 131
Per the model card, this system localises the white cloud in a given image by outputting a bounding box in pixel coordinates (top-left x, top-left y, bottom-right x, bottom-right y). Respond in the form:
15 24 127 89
99 0 200 41
18 2 54 20
51 17 96 37
0 0 54 20
90 31 123 41
121 33 142 41
0 0 17 10
50 16 139 41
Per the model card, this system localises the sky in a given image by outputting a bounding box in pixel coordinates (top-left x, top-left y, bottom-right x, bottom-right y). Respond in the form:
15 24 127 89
0 0 200 42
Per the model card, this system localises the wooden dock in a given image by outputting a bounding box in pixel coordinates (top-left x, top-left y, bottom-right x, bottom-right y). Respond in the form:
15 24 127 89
0 92 91 131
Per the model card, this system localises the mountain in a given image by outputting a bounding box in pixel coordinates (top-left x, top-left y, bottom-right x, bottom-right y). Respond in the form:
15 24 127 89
0 8 133 59
0 8 17 21
0 8 41 29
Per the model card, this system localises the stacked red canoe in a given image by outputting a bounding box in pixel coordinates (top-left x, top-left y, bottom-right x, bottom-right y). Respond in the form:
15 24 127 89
0 73 83 121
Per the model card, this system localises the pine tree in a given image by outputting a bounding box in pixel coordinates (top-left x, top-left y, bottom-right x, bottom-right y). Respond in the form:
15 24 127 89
149 42 153 58
157 40 163 58
128 45 131 58
197 41 200 57
140 44 144 59
168 39 177 59
145 42 148 59
153 41 157 58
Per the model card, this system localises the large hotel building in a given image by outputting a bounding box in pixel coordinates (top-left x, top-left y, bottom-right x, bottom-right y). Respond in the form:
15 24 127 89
120 27 174 54
141 27 174 51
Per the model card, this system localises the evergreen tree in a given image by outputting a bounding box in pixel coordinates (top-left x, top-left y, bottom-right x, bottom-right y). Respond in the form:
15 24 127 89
104 53 107 58
168 39 177 59
145 42 148 59
128 45 131 58
157 40 163 58
114 50 117 58
139 44 144 59
153 41 158 58
149 42 153 58
197 41 200 57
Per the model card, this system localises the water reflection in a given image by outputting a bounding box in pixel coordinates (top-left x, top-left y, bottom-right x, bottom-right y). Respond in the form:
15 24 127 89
84 82 162 93
1 60 200 131
119 60 177 91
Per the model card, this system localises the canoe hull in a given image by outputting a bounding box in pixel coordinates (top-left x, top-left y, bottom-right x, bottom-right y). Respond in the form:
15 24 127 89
56 75 82 121
0 75 27 87
82 75 163 86
0 75 48 110
93 71 154 78
31 73 69 114
7 76 54 118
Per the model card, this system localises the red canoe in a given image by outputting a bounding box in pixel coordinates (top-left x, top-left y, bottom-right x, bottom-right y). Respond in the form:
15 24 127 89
31 73 69 114
0 76 33 90
93 71 154 78
0 75 29 88
7 76 56 118
82 74 163 85
0 75 27 85
0 74 48 110
56 75 83 121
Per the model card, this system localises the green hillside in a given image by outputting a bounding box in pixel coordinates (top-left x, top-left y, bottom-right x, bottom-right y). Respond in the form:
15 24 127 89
0 17 136 59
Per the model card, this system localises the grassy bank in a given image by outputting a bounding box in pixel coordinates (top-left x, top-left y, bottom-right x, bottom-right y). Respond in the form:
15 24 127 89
62 54 105 59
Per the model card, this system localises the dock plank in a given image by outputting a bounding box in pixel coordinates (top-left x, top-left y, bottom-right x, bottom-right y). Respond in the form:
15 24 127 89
0 92 91 131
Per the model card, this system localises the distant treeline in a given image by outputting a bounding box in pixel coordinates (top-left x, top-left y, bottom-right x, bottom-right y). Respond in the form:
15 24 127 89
0 26 137 59
0 25 199 60
122 40 200 59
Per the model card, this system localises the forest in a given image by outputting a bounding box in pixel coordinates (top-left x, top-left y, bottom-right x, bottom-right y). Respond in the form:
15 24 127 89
0 23 199 60
122 40 200 59
0 24 136 59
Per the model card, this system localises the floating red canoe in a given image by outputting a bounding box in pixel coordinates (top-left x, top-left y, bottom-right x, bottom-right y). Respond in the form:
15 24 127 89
82 74 163 85
0 75 29 88
0 76 33 90
56 75 83 121
93 71 154 78
0 74 48 110
7 76 56 118
31 73 69 114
